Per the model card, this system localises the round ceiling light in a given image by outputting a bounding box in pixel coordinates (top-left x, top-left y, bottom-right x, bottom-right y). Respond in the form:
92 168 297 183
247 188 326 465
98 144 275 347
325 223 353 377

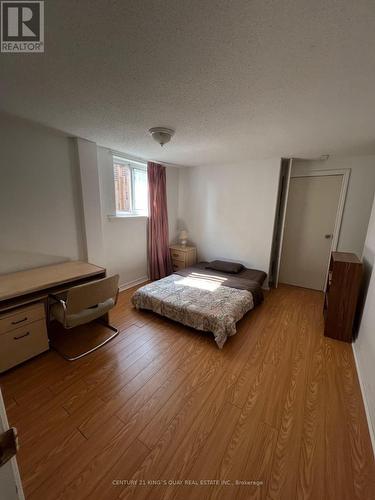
149 127 175 147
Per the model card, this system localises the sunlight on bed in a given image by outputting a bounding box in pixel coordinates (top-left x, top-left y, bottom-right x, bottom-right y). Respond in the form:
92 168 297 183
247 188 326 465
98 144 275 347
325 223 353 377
174 272 228 291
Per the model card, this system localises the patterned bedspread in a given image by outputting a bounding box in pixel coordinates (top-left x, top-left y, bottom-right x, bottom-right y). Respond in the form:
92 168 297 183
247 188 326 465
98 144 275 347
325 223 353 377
131 273 254 348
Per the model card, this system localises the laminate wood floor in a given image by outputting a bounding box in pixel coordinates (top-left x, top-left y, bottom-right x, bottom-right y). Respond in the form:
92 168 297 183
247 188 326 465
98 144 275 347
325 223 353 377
1 284 374 500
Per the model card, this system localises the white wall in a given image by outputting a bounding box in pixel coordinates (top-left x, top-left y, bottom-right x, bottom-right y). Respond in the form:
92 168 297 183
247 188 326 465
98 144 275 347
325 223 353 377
97 147 179 289
292 156 375 257
354 195 375 451
0 114 85 274
178 159 281 277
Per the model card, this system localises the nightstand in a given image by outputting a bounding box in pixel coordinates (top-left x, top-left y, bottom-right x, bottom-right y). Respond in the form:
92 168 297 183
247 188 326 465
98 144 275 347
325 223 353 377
170 245 197 271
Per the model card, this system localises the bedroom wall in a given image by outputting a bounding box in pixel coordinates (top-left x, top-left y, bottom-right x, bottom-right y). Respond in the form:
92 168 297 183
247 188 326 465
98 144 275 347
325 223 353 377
354 194 375 451
0 114 86 274
97 147 179 289
177 159 281 278
0 112 179 286
292 156 375 258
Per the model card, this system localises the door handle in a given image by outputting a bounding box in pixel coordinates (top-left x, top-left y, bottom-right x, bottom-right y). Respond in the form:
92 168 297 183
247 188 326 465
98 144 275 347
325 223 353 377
324 234 333 239
0 428 18 467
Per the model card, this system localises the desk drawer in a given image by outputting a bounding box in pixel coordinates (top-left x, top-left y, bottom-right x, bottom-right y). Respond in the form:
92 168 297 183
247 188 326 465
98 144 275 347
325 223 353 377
0 303 45 335
0 319 49 373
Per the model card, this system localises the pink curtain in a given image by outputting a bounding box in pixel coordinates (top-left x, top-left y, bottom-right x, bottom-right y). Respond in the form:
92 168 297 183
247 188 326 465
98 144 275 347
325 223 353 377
147 162 173 280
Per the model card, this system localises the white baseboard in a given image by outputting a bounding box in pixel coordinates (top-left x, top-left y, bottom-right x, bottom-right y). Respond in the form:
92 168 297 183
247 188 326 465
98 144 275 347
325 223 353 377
352 344 375 459
119 276 148 292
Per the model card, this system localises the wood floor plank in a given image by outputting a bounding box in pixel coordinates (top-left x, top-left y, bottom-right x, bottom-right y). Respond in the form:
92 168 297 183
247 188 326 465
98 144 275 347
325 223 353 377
22 428 87 495
18 396 104 472
206 308 301 494
117 370 232 500
229 303 285 409
12 403 69 447
81 367 188 444
11 385 55 416
266 301 312 499
0 350 66 397
161 402 242 500
325 338 355 500
137 349 223 449
114 340 203 423
82 439 149 500
238 422 278 500
53 434 149 500
208 340 286 497
0 284 374 500
9 378 97 445
295 303 325 500
99 334 187 402
77 337 189 438
332 341 375 499
27 416 124 500
83 336 164 389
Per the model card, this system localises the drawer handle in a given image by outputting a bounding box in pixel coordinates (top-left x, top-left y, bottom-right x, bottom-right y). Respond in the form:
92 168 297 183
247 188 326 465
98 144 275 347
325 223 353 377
13 332 30 340
172 253 179 257
11 317 28 325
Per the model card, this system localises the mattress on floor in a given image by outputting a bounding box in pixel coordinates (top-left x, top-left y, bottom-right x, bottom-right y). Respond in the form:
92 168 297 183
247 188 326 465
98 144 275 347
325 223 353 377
132 264 266 348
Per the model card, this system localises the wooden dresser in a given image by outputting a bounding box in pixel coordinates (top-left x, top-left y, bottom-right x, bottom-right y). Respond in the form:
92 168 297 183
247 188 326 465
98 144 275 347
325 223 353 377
323 251 362 343
170 245 197 271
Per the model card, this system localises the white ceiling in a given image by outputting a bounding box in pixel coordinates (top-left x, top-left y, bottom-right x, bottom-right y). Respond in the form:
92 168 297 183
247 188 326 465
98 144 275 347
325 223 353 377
1 0 375 166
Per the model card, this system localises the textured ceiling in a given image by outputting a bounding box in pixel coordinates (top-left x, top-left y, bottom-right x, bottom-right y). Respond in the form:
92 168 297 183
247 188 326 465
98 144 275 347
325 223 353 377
1 0 375 166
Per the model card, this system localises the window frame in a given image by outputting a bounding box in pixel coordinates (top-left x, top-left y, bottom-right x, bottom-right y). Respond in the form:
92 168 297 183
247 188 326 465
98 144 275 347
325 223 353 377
112 155 148 217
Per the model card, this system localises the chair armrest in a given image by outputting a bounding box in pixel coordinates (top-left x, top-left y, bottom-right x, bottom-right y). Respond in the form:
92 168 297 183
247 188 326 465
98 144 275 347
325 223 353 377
49 294 65 305
48 294 68 327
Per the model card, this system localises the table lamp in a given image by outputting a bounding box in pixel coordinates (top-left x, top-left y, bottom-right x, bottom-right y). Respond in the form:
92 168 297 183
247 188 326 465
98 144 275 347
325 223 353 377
179 230 188 246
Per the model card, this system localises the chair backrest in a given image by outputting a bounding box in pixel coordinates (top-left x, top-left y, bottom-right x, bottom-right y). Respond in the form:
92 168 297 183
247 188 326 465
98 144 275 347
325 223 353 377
65 275 119 315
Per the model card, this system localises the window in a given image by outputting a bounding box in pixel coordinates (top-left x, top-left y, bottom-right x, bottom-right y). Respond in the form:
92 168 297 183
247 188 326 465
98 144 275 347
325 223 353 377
113 155 148 216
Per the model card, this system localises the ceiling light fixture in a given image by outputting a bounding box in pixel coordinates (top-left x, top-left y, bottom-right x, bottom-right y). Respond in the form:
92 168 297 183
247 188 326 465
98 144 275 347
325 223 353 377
149 127 175 147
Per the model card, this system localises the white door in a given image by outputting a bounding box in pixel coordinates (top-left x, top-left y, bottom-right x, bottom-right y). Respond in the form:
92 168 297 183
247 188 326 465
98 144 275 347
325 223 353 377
0 389 24 500
279 174 342 291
